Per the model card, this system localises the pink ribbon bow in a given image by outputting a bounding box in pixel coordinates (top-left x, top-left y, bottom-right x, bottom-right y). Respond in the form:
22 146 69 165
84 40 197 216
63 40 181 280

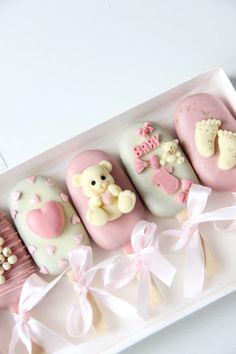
159 184 236 298
66 247 136 337
134 155 159 174
137 122 154 137
9 272 73 354
175 179 193 204
103 220 176 320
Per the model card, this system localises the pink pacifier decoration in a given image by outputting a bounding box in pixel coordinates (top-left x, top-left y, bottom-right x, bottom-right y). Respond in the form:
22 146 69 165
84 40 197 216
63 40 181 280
26 201 65 238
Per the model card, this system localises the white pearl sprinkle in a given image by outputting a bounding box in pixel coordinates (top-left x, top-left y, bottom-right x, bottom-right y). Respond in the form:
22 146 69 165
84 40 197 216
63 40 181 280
3 247 12 257
3 262 11 271
8 255 17 265
0 254 5 265
0 237 4 246
0 275 5 284
0 267 4 275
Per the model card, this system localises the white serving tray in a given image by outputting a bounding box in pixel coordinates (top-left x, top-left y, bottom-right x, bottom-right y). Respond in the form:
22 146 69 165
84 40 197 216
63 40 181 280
1 68 236 354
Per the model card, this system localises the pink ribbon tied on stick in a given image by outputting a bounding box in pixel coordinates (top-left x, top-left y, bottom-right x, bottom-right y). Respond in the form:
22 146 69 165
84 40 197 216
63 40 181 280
159 184 236 298
9 272 73 354
66 247 137 337
103 220 176 320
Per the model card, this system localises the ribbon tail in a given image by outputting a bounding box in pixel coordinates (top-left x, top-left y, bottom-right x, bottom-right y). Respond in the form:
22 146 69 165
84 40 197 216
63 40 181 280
66 295 93 337
184 231 205 298
91 288 137 319
9 323 31 354
141 249 177 287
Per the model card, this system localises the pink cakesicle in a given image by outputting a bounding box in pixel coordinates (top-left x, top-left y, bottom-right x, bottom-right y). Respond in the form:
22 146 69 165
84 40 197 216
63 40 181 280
175 93 236 191
66 150 146 250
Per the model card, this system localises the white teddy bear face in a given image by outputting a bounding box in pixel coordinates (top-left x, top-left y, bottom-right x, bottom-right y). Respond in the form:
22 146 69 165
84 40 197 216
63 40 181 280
72 160 114 197
163 140 178 154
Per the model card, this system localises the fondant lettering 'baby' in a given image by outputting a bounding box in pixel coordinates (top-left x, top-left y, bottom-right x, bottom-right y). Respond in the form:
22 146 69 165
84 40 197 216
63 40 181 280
133 134 160 157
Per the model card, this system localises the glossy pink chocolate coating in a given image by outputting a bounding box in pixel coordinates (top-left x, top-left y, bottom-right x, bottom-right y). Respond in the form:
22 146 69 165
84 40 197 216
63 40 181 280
66 150 146 250
0 212 35 309
175 93 236 191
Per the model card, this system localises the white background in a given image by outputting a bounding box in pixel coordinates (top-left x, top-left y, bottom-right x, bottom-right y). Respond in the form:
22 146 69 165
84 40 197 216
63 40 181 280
0 1 236 353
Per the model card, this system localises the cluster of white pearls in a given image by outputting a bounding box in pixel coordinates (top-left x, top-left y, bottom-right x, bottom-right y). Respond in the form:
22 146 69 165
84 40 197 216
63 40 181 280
0 236 17 285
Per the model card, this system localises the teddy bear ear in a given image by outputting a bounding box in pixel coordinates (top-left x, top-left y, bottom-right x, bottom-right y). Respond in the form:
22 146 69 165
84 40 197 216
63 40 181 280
99 160 112 172
173 139 179 144
72 174 82 187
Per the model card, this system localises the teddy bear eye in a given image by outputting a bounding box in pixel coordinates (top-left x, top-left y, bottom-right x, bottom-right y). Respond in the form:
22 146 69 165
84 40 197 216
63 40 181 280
101 175 106 180
91 180 96 186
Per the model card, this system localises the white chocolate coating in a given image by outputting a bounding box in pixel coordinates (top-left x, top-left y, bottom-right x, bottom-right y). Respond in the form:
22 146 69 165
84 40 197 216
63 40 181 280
119 122 198 217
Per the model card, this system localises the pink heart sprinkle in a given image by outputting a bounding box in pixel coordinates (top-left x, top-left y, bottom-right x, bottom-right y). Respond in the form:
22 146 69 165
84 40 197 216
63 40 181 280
28 245 37 255
61 193 69 202
11 191 22 201
71 214 80 225
73 234 83 244
30 194 41 204
58 258 68 269
39 266 49 275
46 245 57 255
27 176 36 184
10 209 17 219
45 178 54 187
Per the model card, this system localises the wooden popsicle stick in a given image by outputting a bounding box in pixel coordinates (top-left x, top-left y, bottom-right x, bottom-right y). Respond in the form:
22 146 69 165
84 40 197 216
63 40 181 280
149 274 162 306
175 208 218 274
136 272 162 307
87 293 108 334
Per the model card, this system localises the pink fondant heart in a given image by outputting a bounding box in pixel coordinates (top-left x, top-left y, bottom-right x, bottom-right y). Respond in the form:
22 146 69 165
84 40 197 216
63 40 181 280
47 245 57 255
45 178 54 187
61 193 69 202
27 176 36 184
26 201 65 238
10 209 17 219
71 214 80 225
30 194 41 204
58 258 68 269
73 234 83 244
28 245 37 255
11 191 22 201
39 266 49 275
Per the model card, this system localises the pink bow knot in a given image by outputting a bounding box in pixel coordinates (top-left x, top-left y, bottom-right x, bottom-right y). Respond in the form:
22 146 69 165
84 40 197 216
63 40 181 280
137 122 154 137
134 155 160 174
18 311 30 325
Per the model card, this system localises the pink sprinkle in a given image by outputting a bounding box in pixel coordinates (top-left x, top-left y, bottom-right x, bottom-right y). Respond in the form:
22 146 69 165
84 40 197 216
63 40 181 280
45 178 54 187
27 176 36 184
73 234 83 244
46 245 57 255
11 191 22 201
71 215 80 225
30 194 41 204
10 209 17 219
61 193 69 202
28 245 37 255
39 266 49 275
58 258 68 269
